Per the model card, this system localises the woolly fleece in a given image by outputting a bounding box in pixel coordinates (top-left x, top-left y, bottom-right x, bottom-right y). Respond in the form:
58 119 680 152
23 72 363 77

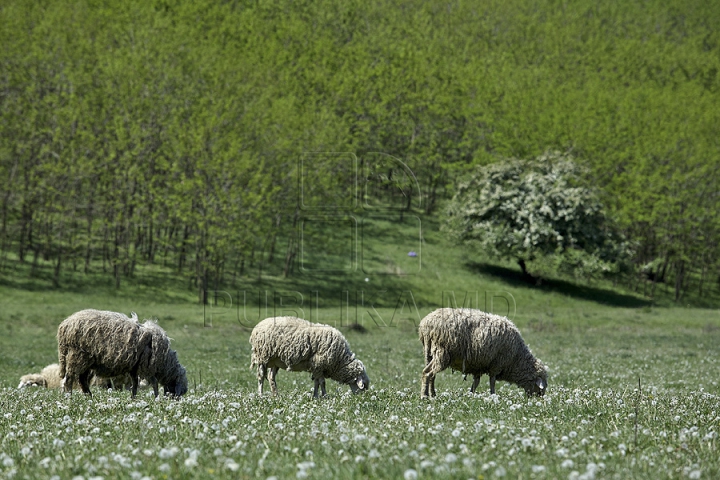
419 308 547 397
57 309 187 397
250 316 369 397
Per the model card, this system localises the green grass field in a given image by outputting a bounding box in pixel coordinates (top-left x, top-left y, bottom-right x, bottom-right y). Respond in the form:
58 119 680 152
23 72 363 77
1 216 719 479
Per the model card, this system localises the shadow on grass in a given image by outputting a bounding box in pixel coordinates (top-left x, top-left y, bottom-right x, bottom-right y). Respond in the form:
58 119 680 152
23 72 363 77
467 262 651 308
0 259 191 304
237 272 417 310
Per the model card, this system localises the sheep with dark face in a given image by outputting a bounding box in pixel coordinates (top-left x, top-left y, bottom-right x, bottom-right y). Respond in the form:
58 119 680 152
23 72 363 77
250 316 370 398
419 308 547 398
57 309 187 398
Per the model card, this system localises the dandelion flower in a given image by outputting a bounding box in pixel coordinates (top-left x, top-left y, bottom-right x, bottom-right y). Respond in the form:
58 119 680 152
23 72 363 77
404 469 418 480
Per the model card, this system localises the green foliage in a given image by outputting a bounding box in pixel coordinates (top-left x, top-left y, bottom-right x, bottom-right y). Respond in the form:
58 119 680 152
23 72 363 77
445 152 628 278
0 0 718 301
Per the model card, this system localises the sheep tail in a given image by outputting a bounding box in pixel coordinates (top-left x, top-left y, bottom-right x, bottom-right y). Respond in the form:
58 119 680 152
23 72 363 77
249 352 257 370
57 344 67 378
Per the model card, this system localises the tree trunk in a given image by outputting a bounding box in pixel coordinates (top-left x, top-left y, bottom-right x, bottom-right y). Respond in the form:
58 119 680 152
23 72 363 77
53 250 62 288
178 225 189 273
18 203 32 263
283 237 296 278
674 260 685 302
0 159 18 269
114 225 121 289
268 215 281 264
425 176 440 215
283 209 300 278
517 258 531 280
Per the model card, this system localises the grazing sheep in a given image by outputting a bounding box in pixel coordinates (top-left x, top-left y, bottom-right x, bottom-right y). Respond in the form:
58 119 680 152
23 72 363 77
250 316 370 398
18 363 143 391
419 308 547 398
57 309 188 398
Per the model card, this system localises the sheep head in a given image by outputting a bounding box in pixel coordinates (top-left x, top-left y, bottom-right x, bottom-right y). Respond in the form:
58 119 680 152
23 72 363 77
346 360 370 394
18 374 47 389
160 350 188 398
526 360 548 397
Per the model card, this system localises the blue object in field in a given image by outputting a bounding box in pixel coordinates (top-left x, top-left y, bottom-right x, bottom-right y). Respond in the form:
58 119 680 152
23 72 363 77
408 251 417 257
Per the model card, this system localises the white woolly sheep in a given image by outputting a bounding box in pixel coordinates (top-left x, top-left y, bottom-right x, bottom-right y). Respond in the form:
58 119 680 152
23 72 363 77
250 316 370 398
57 309 188 398
18 363 144 391
419 308 547 398
18 364 65 389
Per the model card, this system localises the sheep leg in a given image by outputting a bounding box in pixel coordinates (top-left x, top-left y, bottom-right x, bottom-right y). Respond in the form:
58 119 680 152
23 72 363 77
421 366 436 398
490 375 496 395
130 375 141 398
78 371 93 396
421 348 447 398
320 378 326 397
268 367 279 395
257 364 267 395
150 378 159 398
313 378 320 398
471 375 481 393
63 375 74 394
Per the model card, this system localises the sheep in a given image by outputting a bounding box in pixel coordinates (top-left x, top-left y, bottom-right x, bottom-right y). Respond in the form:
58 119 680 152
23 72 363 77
57 309 188 398
18 363 143 391
419 308 547 398
250 316 370 398
18 363 61 389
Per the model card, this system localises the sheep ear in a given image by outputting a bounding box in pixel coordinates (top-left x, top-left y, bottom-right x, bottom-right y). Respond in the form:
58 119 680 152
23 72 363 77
536 378 546 390
356 377 365 390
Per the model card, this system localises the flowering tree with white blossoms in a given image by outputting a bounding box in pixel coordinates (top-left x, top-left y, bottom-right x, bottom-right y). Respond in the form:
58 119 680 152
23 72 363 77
445 152 627 280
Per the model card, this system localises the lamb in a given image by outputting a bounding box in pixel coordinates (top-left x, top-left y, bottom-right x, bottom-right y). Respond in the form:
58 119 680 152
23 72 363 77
18 363 142 391
57 309 188 398
18 364 64 389
419 308 547 398
250 316 370 398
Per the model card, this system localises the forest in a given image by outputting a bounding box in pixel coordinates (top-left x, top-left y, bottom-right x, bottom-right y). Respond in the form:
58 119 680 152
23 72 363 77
1 0 718 303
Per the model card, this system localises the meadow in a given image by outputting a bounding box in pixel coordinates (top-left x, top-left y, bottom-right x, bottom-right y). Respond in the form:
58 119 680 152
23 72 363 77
1 217 719 479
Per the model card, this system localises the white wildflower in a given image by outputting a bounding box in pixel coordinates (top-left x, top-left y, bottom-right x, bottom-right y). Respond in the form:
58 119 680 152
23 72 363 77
404 469 418 480
158 447 179 459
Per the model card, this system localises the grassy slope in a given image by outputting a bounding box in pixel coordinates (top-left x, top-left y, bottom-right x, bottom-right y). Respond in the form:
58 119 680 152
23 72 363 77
0 215 719 478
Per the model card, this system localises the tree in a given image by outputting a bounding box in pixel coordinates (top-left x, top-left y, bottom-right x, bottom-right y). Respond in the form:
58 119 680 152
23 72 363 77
445 152 627 280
